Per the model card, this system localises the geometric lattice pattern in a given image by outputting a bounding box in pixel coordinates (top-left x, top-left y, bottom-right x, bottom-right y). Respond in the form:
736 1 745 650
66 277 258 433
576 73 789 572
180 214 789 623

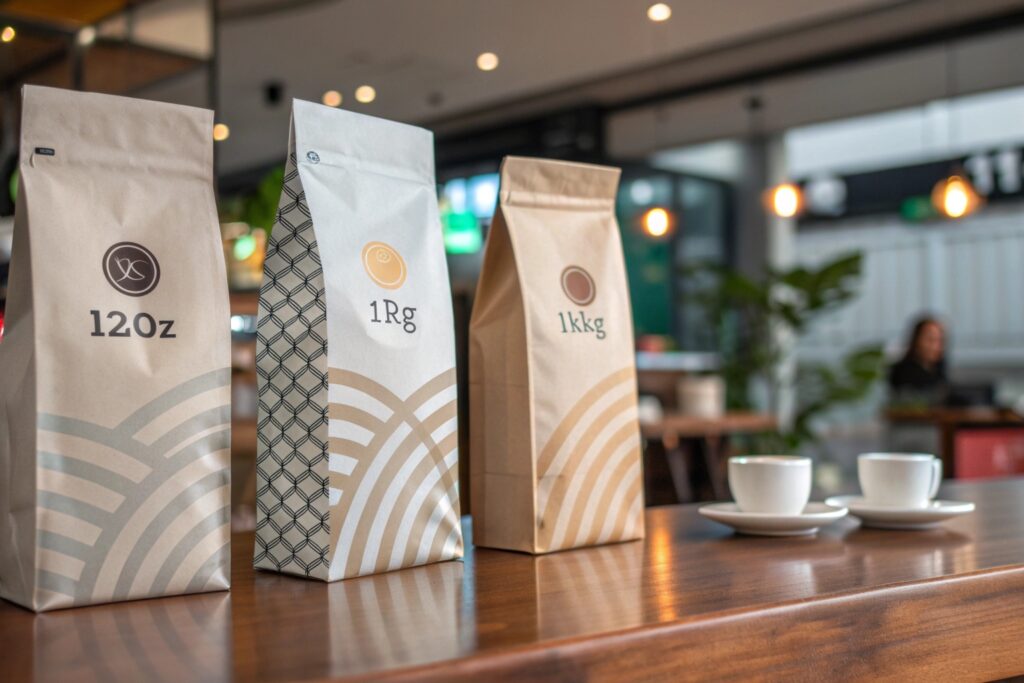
254 152 331 579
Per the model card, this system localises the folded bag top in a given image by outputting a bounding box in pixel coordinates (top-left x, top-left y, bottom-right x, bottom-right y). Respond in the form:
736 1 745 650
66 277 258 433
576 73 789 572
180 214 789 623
470 156 645 554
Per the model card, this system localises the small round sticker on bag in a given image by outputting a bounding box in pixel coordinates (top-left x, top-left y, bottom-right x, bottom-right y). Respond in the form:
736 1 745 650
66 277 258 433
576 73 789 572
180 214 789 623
561 265 596 306
362 242 407 290
103 242 161 297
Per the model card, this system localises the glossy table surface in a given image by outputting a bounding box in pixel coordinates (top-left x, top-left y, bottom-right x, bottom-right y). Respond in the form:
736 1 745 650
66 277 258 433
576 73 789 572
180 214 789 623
3 478 1024 681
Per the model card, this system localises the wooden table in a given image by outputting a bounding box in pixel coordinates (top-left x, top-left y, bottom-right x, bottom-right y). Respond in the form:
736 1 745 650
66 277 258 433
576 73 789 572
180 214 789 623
3 478 1024 682
642 412 777 503
886 406 1024 477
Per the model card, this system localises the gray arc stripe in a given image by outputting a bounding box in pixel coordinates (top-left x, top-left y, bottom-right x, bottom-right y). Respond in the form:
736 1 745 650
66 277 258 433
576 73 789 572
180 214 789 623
38 451 137 495
72 428 232 600
110 470 229 600
150 405 231 456
167 428 231 468
37 568 80 598
185 541 230 593
118 368 231 436
149 506 230 595
38 491 110 527
37 530 94 561
37 414 157 468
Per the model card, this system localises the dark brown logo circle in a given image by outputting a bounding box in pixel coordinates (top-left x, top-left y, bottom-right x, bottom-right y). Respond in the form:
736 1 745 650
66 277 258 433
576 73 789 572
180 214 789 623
103 242 160 297
560 265 596 306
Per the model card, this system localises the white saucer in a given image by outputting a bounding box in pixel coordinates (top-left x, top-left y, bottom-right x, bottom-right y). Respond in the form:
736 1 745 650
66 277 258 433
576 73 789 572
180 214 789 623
825 495 975 530
698 502 848 537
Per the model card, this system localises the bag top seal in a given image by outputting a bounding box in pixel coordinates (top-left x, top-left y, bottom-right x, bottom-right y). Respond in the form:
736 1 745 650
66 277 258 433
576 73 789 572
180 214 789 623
292 98 435 187
500 156 620 209
19 85 213 179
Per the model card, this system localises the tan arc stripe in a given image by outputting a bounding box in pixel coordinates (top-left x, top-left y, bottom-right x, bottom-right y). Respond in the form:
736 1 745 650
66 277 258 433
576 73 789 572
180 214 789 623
422 485 463 565
328 397 456 558
536 367 635 478
538 392 637 518
325 369 454 525
394 457 461 571
329 403 385 432
372 431 459 572
574 442 643 548
540 419 638 550
327 437 370 459
341 401 457 577
328 367 457 414
602 466 645 545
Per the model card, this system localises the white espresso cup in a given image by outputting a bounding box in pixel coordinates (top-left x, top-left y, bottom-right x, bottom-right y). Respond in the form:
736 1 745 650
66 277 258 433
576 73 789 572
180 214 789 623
858 453 941 508
728 456 812 515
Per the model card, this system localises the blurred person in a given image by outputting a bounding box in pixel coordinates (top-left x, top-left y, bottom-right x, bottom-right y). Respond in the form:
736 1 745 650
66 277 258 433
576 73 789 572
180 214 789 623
888 315 948 405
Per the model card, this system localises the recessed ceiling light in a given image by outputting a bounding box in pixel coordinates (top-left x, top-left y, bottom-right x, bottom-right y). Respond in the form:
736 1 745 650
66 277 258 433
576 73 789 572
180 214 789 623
77 26 96 46
476 52 499 71
213 123 230 142
355 85 376 104
647 3 672 22
1 26 15 43
322 90 342 107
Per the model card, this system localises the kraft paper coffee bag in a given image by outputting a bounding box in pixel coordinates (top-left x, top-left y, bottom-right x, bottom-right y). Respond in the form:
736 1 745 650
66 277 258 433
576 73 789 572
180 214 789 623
254 100 462 581
0 86 232 611
470 156 644 554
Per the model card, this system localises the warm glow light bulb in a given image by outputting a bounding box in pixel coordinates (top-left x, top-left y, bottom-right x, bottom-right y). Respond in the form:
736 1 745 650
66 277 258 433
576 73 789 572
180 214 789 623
212 123 230 142
355 85 376 103
642 207 671 237
944 181 969 218
322 90 342 107
770 183 802 218
647 3 672 22
1 26 15 43
476 52 499 71
77 26 96 46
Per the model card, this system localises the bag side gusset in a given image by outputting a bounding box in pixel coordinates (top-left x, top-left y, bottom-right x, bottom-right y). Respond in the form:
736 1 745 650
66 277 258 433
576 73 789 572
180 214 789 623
0 177 39 609
254 116 332 580
469 201 537 553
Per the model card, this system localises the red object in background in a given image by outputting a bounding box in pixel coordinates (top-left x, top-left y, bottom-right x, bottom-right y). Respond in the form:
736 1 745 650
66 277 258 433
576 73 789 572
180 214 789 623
0 308 4 342
955 428 1024 479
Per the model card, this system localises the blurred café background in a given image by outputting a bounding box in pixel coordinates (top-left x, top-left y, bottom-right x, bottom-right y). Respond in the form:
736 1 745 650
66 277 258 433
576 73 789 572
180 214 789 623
1 0 1024 527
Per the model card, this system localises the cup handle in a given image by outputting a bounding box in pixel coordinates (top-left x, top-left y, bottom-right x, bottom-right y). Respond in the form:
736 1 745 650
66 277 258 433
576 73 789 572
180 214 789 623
929 458 943 499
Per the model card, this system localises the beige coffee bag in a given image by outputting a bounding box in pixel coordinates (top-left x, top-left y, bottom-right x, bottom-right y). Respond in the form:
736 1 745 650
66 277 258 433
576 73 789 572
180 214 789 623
0 86 231 611
470 156 645 554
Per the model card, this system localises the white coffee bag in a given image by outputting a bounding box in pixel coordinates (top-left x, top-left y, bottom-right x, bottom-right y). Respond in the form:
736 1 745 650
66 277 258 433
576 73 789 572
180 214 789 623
254 100 462 581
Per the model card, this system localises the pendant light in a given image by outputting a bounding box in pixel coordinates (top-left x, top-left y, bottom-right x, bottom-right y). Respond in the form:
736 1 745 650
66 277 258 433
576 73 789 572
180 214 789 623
931 16 981 220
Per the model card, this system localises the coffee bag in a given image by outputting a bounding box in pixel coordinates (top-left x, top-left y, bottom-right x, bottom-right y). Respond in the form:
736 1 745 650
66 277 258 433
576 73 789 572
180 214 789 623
0 86 231 611
470 156 644 553
254 100 462 580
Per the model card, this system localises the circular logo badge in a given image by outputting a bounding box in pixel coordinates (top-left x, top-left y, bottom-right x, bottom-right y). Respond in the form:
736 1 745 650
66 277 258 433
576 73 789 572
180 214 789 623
361 241 407 290
560 265 596 306
103 242 160 297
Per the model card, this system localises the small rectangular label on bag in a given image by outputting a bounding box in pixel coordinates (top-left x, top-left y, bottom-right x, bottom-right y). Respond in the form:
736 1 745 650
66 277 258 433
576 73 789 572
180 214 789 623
35 147 55 156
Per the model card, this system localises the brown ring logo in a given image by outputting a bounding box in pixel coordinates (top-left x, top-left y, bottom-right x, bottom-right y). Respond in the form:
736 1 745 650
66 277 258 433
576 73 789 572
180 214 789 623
362 241 407 290
560 265 596 306
103 242 160 297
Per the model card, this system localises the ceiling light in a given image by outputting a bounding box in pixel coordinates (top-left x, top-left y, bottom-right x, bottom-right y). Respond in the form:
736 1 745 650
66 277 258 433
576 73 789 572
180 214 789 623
932 174 981 219
647 3 672 22
212 123 230 142
77 26 96 46
641 207 674 238
767 183 803 218
322 90 342 107
476 52 499 71
355 85 376 104
1 26 15 43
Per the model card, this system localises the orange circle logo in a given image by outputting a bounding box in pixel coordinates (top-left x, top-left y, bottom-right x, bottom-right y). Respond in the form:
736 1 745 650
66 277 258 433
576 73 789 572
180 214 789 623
361 242 407 290
560 266 596 306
